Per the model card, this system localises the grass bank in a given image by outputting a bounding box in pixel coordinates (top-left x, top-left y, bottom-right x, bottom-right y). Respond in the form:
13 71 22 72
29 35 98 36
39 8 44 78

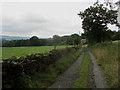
90 41 119 88
0 47 1 60
71 51 90 88
15 47 82 88
2 45 72 59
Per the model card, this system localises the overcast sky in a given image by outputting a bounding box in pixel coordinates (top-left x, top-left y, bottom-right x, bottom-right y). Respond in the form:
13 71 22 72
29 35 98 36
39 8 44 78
1 0 119 38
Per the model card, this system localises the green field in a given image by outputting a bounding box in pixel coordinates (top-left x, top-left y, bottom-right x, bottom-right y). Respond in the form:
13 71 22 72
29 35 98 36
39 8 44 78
15 47 81 88
2 45 72 59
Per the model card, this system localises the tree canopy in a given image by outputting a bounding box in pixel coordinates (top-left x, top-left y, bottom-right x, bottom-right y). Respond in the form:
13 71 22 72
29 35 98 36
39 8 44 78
2 34 80 47
30 36 40 46
78 4 118 43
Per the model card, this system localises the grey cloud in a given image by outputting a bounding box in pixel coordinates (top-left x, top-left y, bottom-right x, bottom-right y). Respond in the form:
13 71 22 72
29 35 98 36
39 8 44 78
2 15 82 37
24 15 49 23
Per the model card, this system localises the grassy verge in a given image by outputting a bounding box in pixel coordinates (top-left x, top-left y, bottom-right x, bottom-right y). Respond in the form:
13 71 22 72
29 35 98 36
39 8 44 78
15 47 81 88
0 47 1 60
71 51 90 88
90 41 118 88
2 45 73 59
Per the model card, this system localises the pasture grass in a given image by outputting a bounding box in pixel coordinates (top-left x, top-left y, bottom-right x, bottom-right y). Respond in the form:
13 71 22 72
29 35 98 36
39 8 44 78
90 41 119 88
2 45 72 59
16 47 81 88
71 51 90 88
0 47 2 60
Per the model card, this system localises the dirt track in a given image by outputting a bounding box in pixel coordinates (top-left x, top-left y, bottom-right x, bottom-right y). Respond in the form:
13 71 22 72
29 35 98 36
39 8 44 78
48 48 108 89
48 48 84 89
88 50 108 88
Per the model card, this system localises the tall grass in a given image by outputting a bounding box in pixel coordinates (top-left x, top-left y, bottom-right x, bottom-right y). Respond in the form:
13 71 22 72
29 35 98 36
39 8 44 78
15 47 81 88
90 41 118 88
71 51 90 88
0 47 1 60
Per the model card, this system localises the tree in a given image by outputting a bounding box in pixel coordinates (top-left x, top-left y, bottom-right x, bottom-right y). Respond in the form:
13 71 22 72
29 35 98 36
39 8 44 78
70 34 80 45
53 35 61 45
2 34 81 47
61 36 72 45
112 31 120 41
104 29 115 41
46 38 53 46
30 36 40 46
39 39 47 46
78 4 118 44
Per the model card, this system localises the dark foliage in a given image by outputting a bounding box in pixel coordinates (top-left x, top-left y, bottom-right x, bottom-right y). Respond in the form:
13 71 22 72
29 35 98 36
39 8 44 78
78 4 118 44
2 34 80 47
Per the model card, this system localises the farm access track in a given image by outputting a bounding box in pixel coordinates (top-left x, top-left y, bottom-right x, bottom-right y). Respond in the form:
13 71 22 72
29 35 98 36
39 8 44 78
48 47 108 89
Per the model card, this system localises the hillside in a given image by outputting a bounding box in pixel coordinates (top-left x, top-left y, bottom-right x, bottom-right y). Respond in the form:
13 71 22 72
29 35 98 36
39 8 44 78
0 35 29 40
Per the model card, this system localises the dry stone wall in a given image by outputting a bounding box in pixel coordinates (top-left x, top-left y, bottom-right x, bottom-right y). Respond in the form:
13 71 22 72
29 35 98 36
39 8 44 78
2 47 78 88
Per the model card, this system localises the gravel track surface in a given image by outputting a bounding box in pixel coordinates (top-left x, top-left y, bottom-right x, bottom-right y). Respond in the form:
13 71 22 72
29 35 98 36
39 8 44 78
48 49 84 89
88 50 108 88
48 48 108 89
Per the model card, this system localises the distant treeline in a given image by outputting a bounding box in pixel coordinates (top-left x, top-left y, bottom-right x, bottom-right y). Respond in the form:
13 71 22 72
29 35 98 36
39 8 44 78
1 30 120 47
81 30 120 43
2 34 80 47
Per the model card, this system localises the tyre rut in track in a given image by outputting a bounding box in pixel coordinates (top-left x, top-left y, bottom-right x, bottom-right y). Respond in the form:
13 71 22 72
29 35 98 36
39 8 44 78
88 50 108 88
48 48 108 89
48 48 85 89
